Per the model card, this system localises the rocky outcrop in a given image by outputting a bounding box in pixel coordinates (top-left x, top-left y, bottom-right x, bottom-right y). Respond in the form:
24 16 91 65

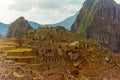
6 17 33 38
71 0 120 52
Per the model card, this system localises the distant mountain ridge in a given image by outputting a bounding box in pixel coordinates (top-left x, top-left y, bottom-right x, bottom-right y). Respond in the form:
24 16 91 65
29 21 41 29
49 12 79 29
0 12 78 36
0 22 9 36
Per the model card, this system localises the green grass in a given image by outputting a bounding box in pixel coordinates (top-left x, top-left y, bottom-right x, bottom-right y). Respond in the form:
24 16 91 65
0 46 14 48
0 53 7 56
14 62 27 65
6 56 34 59
5 48 32 53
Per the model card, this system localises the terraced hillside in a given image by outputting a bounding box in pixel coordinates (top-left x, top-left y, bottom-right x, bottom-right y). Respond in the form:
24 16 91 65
0 27 120 80
0 38 45 80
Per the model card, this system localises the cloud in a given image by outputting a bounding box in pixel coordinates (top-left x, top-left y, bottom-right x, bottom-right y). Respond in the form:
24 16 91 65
9 0 40 11
0 0 84 24
115 0 120 3
0 0 119 24
9 0 83 12
38 0 61 9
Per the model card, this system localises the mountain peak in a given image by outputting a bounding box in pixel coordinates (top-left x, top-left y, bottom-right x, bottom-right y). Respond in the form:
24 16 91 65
15 16 26 22
6 16 33 38
83 0 116 8
84 0 99 7
99 0 116 7
18 16 25 20
71 0 120 52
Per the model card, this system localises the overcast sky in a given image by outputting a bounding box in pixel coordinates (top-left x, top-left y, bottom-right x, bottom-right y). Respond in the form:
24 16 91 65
0 0 120 24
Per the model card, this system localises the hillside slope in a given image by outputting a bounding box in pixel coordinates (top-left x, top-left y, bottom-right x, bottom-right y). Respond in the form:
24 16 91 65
71 0 120 52
25 26 120 80
0 26 120 79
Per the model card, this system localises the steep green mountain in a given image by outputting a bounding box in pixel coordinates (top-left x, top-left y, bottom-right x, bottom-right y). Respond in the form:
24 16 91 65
0 21 40 36
6 17 33 38
71 0 120 52
0 22 9 36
